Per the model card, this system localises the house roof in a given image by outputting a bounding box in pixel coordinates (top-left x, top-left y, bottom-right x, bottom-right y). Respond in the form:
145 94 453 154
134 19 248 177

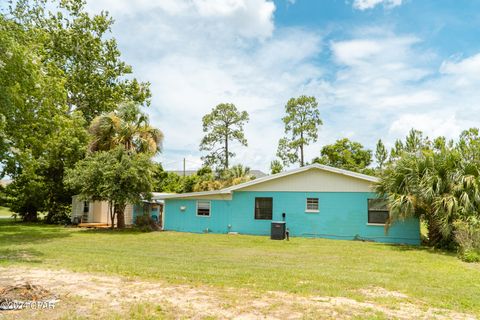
166 169 267 178
155 164 379 200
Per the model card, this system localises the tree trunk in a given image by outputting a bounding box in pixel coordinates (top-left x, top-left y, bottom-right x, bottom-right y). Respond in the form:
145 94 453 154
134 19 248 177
225 133 229 170
300 144 304 167
426 214 450 248
22 211 38 222
109 202 115 230
116 203 126 229
300 131 304 167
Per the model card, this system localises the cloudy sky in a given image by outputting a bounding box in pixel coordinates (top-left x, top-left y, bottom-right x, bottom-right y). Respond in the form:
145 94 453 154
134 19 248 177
84 0 480 172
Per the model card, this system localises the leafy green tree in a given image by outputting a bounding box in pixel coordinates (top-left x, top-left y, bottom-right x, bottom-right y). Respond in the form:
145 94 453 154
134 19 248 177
65 147 154 229
375 139 388 170
9 0 151 122
226 164 251 179
377 129 480 248
270 160 283 174
1 1 150 222
89 102 163 155
200 103 249 171
389 139 404 161
277 95 322 167
312 138 372 173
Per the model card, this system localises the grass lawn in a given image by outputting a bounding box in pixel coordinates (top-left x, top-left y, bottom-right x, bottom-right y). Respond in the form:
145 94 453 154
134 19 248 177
1 220 479 317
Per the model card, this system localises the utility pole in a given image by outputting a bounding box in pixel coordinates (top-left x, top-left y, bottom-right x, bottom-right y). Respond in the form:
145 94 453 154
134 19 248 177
183 158 186 177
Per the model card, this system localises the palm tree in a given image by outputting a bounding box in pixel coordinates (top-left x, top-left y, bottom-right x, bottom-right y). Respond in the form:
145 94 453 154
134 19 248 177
89 102 163 155
88 102 163 228
376 144 480 248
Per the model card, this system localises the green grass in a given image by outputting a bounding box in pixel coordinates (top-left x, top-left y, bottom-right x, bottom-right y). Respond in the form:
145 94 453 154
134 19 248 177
1 220 479 316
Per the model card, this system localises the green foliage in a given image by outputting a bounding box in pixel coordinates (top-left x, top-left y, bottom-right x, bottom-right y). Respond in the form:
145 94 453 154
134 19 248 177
277 96 322 167
135 214 160 232
1 0 150 222
89 101 163 155
200 103 249 170
375 139 388 170
270 159 283 174
377 128 480 249
152 164 253 193
312 138 372 173
65 147 155 229
454 218 480 263
9 0 151 122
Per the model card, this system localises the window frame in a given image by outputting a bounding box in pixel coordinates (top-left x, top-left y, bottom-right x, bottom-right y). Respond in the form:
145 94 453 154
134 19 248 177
254 197 273 220
367 198 389 225
196 200 211 217
305 197 319 213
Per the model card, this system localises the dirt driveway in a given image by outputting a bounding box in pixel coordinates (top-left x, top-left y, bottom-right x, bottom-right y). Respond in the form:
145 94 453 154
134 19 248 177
0 267 476 319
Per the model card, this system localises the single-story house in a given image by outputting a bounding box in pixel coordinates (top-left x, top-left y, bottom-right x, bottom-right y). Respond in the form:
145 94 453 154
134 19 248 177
156 164 421 245
71 194 167 227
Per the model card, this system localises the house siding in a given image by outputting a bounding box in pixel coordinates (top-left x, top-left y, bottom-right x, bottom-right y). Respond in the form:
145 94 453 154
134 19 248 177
164 191 421 245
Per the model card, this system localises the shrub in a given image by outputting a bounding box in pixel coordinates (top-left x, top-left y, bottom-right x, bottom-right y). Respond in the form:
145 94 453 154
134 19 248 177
454 218 480 263
45 204 71 224
461 249 480 263
135 214 160 232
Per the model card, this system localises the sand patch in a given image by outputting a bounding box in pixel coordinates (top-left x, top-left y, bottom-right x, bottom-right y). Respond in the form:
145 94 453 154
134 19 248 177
0 267 476 319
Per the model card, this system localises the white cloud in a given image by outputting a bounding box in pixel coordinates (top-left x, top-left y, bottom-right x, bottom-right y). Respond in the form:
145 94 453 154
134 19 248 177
86 0 322 171
87 0 275 39
353 0 403 10
84 1 480 172
325 30 480 149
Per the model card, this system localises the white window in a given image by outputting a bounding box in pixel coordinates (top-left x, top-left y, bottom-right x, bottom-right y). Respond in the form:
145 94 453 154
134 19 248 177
197 201 211 216
306 198 319 212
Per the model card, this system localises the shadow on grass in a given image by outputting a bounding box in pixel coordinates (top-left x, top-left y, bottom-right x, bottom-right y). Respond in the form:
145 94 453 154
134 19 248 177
76 227 155 236
383 242 457 257
0 248 44 264
0 220 71 245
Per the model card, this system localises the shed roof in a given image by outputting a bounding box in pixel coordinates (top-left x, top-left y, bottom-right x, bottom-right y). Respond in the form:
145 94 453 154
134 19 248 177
155 164 379 200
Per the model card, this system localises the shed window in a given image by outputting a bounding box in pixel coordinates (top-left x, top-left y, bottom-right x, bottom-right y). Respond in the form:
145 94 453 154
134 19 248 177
255 197 272 220
368 199 389 224
197 201 210 216
306 198 319 212
83 201 89 213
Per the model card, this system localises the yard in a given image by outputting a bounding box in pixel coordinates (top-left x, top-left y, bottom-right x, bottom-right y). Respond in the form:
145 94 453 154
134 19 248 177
1 219 479 319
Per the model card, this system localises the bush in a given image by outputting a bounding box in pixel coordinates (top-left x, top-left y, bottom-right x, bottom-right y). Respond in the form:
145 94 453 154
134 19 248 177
45 203 71 224
454 218 480 263
135 214 160 232
461 249 480 263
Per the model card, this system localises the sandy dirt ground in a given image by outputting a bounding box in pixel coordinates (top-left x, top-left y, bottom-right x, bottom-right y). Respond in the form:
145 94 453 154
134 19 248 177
0 267 476 319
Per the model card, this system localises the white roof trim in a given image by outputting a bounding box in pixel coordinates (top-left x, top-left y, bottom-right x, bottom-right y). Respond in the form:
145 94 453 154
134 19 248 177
155 189 231 199
155 164 379 200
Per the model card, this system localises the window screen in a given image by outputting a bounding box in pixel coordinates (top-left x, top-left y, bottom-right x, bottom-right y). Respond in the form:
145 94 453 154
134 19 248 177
197 201 210 216
255 197 273 220
368 199 389 224
306 198 319 211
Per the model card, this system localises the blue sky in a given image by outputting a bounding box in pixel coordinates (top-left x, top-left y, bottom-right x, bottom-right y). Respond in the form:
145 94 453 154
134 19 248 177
79 0 480 171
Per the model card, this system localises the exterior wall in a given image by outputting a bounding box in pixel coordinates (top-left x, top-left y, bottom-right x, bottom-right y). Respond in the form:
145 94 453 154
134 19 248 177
71 196 87 220
71 196 134 225
164 191 421 245
237 169 374 192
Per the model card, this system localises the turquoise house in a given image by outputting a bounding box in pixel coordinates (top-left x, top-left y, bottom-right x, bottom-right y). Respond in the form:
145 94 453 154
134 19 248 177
156 164 420 245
